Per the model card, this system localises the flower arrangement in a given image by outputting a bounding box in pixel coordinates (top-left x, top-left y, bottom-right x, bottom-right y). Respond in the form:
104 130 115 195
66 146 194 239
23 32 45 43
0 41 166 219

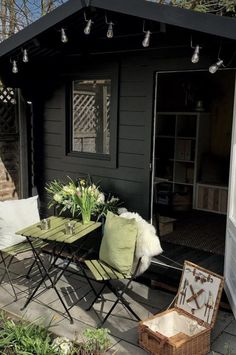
45 177 121 224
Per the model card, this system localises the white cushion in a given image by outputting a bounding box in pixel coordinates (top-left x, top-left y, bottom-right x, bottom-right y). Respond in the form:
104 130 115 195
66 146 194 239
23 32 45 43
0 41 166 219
0 196 40 250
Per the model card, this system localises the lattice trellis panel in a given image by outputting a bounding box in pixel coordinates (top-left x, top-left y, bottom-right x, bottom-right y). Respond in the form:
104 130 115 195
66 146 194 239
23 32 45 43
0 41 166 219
0 86 17 137
105 94 111 152
73 88 111 153
73 91 96 132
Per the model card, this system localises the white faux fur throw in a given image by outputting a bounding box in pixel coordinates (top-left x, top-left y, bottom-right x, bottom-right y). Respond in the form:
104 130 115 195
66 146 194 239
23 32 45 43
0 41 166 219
119 212 163 275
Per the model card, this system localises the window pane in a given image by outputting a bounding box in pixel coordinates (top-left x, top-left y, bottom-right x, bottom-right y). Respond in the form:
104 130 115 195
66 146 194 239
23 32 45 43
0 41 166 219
72 79 111 154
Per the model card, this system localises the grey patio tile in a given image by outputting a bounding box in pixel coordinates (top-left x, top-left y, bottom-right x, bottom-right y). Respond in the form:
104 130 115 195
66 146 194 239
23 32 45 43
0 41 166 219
52 287 141 343
22 300 64 326
0 282 27 307
101 313 140 345
126 280 174 311
48 290 99 327
0 265 236 355
211 332 236 354
54 318 119 350
211 311 235 342
119 291 160 319
111 340 147 354
32 287 64 305
51 318 93 342
225 319 236 336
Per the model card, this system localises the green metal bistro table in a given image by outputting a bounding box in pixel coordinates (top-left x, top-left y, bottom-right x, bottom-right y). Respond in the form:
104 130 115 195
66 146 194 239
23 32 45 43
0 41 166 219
16 216 101 323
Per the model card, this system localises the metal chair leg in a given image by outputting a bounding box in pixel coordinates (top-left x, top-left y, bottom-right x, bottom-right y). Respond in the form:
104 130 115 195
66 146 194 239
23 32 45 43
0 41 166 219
100 279 141 325
86 283 107 311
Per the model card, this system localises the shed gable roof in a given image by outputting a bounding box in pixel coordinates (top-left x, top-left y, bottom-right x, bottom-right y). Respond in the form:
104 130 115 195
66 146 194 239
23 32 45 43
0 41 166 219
0 0 236 60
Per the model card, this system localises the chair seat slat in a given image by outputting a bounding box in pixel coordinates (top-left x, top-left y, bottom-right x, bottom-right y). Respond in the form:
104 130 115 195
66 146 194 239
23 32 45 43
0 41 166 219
2 240 48 256
85 260 104 280
85 260 128 281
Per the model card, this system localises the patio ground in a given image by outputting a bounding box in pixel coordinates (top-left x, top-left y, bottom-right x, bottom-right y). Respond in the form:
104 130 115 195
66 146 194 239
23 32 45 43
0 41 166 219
0 254 235 354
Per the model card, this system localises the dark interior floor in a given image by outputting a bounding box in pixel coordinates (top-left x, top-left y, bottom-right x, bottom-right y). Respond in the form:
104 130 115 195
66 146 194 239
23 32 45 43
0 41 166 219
158 210 226 255
140 209 228 306
140 242 229 306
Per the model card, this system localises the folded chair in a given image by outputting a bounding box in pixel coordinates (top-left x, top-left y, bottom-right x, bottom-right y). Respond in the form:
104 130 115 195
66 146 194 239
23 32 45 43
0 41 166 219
0 196 46 300
82 211 142 327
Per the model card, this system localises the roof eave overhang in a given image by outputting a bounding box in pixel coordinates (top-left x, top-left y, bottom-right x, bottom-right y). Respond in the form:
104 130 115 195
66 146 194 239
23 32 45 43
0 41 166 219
0 0 236 60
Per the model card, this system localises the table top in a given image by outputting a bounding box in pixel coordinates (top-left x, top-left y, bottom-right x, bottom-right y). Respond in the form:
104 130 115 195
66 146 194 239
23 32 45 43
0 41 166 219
16 216 101 244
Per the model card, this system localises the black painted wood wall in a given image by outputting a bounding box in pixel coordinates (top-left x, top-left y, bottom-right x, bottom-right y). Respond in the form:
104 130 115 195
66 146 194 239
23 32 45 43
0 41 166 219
31 49 214 219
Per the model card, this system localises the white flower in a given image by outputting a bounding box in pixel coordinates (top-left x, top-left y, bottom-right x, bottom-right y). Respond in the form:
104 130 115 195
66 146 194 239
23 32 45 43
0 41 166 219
53 193 62 203
63 185 75 195
97 192 105 204
109 196 119 203
52 336 73 355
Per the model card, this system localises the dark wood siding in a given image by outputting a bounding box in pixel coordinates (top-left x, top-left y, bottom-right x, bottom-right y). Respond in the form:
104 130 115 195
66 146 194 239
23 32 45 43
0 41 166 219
32 50 211 219
32 54 154 218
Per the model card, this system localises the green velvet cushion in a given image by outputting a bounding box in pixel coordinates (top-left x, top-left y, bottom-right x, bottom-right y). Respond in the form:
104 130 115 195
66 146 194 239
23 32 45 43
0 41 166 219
99 211 137 275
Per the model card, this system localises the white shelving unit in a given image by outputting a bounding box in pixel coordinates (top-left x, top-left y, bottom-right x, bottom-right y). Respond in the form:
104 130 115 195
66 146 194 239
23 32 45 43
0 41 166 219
155 112 210 209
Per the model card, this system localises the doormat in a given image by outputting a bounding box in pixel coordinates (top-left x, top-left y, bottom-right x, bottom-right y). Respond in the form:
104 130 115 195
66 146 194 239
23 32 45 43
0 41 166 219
158 211 226 255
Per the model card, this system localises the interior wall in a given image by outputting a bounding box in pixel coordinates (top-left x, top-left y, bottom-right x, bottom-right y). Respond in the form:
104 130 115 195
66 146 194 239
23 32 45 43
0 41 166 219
210 71 234 159
157 70 234 161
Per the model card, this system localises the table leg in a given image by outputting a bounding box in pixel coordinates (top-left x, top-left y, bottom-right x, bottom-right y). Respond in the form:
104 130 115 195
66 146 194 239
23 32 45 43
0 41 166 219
22 238 74 324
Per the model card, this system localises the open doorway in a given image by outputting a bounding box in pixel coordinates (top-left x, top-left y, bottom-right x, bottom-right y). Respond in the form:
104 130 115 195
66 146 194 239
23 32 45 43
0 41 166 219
151 70 235 287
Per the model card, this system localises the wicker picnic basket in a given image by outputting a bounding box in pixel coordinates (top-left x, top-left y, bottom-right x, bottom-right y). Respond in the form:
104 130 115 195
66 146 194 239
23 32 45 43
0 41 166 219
139 261 224 355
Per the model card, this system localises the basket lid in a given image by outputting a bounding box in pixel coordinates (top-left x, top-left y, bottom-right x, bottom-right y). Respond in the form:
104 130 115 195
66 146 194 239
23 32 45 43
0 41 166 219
175 261 224 328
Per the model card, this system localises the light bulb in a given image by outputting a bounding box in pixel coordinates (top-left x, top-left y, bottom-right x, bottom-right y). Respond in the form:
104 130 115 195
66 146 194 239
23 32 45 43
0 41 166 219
23 49 29 63
209 59 223 74
84 19 92 35
12 60 18 74
107 22 114 38
191 45 200 64
61 28 68 43
142 30 151 48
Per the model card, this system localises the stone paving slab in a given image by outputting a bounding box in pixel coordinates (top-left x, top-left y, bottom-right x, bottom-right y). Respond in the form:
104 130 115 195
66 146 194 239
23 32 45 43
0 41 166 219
0 258 235 354
112 341 147 354
211 332 236 354
212 310 235 342
225 319 236 336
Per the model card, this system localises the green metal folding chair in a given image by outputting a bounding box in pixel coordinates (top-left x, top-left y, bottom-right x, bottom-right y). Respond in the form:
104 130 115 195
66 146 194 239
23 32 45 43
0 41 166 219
84 257 142 326
0 239 48 301
78 211 142 326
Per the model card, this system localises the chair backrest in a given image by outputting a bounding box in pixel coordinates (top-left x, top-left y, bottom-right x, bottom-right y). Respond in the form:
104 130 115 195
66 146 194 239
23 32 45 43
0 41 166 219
0 196 40 249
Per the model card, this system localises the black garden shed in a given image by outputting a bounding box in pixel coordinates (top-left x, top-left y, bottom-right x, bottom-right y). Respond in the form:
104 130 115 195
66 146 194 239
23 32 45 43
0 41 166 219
1 0 236 314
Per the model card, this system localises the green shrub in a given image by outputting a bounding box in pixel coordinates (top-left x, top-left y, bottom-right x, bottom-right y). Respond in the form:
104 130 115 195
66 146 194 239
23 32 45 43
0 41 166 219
0 313 57 355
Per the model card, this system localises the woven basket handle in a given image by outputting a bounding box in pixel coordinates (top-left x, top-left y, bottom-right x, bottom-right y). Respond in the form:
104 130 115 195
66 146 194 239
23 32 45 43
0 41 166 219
140 329 166 351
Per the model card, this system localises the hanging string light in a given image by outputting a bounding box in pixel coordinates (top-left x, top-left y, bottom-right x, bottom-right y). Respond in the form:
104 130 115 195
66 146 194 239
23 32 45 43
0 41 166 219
22 49 29 63
105 15 114 38
191 45 201 63
142 21 151 48
107 22 114 38
84 13 93 35
209 59 224 74
61 28 68 43
12 60 18 74
190 38 201 64
209 42 224 74
142 30 151 47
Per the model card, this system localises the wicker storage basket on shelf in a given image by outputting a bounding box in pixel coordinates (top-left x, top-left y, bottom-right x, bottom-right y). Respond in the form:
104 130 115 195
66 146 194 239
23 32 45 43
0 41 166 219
139 261 224 355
